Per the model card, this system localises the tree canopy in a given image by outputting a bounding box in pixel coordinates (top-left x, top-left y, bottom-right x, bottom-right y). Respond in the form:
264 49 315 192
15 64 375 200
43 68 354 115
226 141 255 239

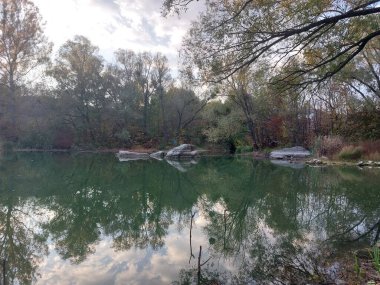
164 0 380 88
0 0 51 89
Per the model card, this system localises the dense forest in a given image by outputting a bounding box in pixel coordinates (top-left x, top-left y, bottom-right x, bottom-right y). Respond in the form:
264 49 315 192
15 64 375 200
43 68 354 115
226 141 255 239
0 0 379 156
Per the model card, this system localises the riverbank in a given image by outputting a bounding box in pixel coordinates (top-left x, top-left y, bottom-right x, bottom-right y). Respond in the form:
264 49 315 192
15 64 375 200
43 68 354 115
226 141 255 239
8 148 380 168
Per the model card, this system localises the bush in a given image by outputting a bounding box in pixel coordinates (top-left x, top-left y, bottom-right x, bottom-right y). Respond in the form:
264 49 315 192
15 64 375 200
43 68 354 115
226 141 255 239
338 145 364 160
360 140 380 156
18 132 53 149
116 129 131 145
313 136 344 157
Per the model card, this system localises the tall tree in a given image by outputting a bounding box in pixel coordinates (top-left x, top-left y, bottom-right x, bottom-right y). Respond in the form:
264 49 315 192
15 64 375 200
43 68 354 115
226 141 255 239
48 36 107 145
105 49 141 139
0 0 51 139
166 87 206 142
134 52 153 134
151 53 171 142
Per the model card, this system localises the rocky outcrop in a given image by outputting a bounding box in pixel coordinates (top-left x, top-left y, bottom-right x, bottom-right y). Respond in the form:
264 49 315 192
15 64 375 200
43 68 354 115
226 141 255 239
270 146 311 160
117 144 204 165
165 144 200 160
116 151 150 161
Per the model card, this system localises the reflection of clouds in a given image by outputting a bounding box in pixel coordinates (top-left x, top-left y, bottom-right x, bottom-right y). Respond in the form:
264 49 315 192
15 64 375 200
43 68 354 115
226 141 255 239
37 215 210 284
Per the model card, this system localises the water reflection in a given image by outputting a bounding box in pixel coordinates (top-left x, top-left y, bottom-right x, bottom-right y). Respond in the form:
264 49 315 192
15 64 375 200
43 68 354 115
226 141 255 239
0 153 379 284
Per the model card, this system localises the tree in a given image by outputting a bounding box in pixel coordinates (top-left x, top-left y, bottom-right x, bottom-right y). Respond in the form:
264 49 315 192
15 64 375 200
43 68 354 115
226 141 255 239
202 100 245 152
104 49 142 143
134 52 154 134
151 53 172 142
48 36 107 145
163 0 380 87
341 36 380 107
0 0 51 139
166 87 207 142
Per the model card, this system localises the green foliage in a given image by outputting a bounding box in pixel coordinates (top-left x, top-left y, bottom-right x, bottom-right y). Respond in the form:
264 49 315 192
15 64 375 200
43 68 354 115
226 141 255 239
338 146 364 160
18 132 53 149
115 129 131 144
341 108 380 141
202 101 244 146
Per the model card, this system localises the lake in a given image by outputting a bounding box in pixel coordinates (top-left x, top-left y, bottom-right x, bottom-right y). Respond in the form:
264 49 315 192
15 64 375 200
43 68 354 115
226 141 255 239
0 153 379 284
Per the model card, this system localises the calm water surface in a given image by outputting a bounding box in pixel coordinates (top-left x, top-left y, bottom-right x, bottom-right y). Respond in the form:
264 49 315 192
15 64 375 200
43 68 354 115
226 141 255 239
0 153 379 284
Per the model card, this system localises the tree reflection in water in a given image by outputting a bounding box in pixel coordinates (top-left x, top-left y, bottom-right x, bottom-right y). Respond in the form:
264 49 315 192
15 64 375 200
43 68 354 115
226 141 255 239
0 154 48 284
0 153 378 284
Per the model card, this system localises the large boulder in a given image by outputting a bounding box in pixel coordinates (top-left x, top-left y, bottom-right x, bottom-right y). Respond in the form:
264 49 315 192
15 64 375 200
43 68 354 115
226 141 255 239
116 151 150 161
165 144 199 160
270 146 311 160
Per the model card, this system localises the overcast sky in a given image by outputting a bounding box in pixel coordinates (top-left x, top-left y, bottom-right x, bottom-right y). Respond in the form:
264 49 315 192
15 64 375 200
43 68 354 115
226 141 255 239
32 0 204 74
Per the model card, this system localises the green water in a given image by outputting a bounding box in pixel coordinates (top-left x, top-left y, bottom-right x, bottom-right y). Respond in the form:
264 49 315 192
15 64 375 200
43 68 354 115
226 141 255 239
0 153 379 284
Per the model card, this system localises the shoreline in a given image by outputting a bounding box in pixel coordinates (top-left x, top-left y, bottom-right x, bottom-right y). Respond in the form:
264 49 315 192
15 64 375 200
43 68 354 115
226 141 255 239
9 149 380 167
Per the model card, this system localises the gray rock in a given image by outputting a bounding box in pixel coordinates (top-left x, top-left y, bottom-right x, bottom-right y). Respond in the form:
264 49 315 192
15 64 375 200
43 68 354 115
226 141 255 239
357 161 365 167
150 151 167 160
357 160 380 167
116 151 150 161
270 146 311 160
165 144 199 159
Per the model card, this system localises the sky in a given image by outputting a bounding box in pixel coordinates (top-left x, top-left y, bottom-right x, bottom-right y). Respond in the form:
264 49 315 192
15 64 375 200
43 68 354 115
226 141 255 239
31 0 205 75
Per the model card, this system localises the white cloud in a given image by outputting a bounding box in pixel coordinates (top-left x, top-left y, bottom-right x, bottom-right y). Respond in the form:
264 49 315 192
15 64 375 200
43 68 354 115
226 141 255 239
32 0 205 74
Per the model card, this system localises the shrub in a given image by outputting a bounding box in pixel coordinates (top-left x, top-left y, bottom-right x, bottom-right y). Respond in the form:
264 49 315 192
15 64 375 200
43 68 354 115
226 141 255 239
116 129 131 144
18 132 53 149
360 140 380 155
313 136 344 157
338 145 364 160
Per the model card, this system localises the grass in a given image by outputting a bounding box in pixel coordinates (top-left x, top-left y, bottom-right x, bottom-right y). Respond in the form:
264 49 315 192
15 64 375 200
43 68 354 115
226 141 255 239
337 145 364 160
365 151 380 161
370 246 380 273
354 254 361 276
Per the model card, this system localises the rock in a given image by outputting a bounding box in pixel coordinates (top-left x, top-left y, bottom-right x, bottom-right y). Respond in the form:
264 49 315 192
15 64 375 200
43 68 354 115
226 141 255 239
306 159 326 166
165 144 200 160
357 160 380 167
150 151 166 160
357 161 365 167
270 146 311 160
116 151 150 161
